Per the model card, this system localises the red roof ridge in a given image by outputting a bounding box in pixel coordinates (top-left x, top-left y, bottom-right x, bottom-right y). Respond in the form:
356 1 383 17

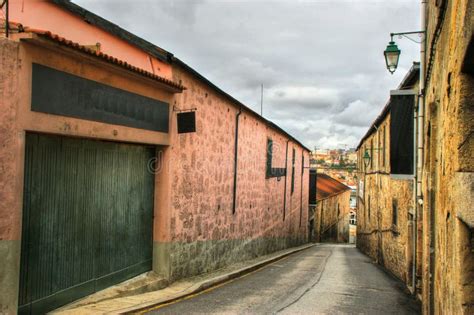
316 173 351 201
17 26 185 92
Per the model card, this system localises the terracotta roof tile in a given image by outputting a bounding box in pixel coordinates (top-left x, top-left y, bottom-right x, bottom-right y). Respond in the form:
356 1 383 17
23 28 185 91
316 173 351 201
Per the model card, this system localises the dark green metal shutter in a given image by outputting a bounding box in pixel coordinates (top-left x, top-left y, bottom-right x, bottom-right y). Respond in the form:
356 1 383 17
19 134 155 314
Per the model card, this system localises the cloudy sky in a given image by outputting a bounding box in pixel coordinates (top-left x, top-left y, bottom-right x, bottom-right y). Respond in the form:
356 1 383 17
75 0 420 150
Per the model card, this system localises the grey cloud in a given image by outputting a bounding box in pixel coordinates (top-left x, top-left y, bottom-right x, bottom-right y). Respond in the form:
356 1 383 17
334 100 380 127
74 0 420 148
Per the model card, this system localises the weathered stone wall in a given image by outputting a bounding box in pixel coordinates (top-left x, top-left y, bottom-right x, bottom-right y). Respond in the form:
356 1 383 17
356 115 414 285
0 39 22 315
164 65 310 280
422 1 474 314
315 190 351 243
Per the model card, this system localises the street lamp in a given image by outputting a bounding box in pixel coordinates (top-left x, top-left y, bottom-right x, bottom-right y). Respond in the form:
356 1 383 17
384 41 401 74
363 150 371 168
384 31 425 74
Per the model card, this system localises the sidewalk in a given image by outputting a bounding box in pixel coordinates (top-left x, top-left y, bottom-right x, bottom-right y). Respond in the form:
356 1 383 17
52 243 315 314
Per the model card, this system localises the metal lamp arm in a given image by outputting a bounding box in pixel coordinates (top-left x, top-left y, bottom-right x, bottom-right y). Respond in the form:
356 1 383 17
390 31 426 44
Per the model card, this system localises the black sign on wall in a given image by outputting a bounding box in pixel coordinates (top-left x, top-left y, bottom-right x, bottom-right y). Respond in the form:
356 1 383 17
177 112 196 133
31 63 170 132
266 138 287 178
390 94 415 175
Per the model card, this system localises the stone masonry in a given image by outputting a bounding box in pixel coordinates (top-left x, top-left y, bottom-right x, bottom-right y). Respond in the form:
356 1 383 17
421 1 474 313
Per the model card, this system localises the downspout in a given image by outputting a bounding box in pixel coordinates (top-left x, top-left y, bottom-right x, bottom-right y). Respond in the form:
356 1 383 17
299 152 304 227
283 140 290 221
413 0 427 296
4 0 9 38
412 90 419 294
319 199 323 242
232 107 242 214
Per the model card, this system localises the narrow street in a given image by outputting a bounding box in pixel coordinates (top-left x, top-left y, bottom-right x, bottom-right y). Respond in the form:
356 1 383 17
144 244 420 314
2 1 471 313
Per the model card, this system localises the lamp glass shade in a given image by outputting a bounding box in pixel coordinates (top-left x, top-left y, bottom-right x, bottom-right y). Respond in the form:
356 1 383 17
384 41 401 74
363 150 371 168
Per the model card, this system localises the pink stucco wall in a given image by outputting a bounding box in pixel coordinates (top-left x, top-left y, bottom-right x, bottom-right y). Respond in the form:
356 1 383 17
2 0 311 288
8 0 171 79
156 65 309 279
169 65 309 244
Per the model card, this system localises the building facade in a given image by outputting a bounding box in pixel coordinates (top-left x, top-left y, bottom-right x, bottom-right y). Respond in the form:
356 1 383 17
356 64 419 288
0 1 310 313
358 1 474 312
421 1 474 313
314 174 351 243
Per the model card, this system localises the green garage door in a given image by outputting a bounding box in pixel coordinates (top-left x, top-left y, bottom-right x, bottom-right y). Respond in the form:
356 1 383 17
19 134 155 314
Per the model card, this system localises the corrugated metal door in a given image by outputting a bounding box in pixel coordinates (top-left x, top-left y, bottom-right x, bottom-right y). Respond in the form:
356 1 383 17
19 134 155 314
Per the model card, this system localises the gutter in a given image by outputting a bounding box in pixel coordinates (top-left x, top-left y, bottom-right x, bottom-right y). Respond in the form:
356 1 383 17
51 0 171 63
51 0 310 150
232 107 242 214
315 189 352 203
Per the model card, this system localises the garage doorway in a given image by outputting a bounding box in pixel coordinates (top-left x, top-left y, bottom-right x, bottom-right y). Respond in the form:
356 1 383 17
19 134 155 314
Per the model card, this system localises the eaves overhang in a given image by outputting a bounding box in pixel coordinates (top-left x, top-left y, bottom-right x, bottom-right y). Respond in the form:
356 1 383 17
356 62 420 151
17 29 185 93
51 0 173 64
172 57 311 152
316 173 351 201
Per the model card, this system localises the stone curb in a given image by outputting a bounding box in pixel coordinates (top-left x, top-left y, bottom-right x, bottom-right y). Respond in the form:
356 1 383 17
117 243 316 314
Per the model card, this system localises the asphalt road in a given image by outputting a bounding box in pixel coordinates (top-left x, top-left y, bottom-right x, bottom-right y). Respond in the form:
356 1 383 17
145 244 420 314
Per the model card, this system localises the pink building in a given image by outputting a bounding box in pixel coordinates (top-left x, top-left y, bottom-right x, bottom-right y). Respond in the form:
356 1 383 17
0 1 310 313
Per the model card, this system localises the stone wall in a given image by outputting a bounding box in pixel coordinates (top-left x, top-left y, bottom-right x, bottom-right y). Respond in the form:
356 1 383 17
356 115 414 285
422 1 474 313
161 64 310 281
315 190 351 243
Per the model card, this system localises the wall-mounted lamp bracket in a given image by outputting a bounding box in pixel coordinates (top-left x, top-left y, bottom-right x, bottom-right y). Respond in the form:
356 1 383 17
173 105 197 113
390 31 426 44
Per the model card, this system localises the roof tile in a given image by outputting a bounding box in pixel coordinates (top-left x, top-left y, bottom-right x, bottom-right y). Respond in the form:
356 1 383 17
23 28 185 91
316 173 351 201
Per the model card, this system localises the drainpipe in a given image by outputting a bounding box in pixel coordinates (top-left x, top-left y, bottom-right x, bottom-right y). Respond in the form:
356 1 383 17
412 92 419 294
283 140 290 220
232 107 242 214
413 0 427 296
299 151 304 228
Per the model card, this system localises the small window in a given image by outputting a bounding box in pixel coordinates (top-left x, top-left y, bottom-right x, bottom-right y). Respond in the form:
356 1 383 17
349 212 357 225
337 203 340 218
392 198 398 226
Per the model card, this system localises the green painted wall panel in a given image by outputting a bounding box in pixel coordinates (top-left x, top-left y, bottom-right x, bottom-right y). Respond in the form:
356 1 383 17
19 134 155 314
